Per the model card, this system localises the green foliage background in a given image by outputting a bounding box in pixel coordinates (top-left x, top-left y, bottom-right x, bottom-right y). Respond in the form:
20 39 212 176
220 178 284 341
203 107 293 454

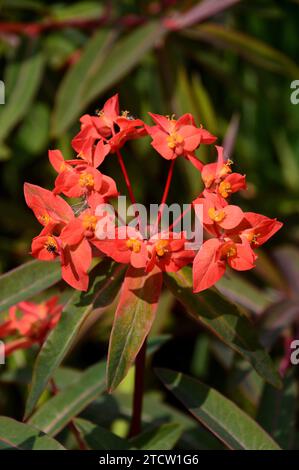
0 0 299 451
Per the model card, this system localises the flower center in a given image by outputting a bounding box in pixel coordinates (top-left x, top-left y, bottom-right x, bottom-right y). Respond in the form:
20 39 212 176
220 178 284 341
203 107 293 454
221 243 237 258
45 236 58 253
219 160 233 177
208 207 226 223
126 237 142 253
166 132 184 149
203 174 214 188
218 181 232 198
246 232 260 245
82 215 97 231
155 240 169 257
79 172 94 188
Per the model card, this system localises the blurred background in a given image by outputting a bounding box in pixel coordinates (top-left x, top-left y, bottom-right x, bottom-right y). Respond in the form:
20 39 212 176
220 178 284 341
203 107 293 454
0 0 299 449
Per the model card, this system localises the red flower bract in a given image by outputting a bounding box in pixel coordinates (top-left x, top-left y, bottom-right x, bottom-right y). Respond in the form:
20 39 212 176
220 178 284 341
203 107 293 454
0 297 63 355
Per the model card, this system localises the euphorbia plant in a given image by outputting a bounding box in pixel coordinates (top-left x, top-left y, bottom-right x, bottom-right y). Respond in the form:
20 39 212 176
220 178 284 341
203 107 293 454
19 94 282 437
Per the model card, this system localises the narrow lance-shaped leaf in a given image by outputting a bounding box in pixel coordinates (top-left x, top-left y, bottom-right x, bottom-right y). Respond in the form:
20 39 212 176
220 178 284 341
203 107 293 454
0 260 61 314
0 39 44 142
130 423 183 450
164 267 281 388
257 370 297 449
156 368 281 450
52 28 117 137
215 270 272 314
74 418 130 450
0 417 65 450
53 21 166 136
24 259 125 419
29 361 106 436
184 23 299 78
107 266 163 392
169 0 240 29
82 21 166 114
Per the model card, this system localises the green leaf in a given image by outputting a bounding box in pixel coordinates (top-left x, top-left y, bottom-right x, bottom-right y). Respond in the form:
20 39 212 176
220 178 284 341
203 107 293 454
185 23 299 78
274 132 299 194
50 2 104 21
227 360 263 412
0 40 44 142
52 28 116 136
156 368 281 450
74 418 130 450
0 260 61 314
215 271 272 314
52 21 166 136
16 102 50 155
131 423 183 450
85 391 224 450
82 21 166 114
0 417 65 450
257 370 297 449
24 259 125 419
191 74 218 133
1 365 81 388
29 361 106 436
147 334 171 356
107 267 162 392
164 267 281 388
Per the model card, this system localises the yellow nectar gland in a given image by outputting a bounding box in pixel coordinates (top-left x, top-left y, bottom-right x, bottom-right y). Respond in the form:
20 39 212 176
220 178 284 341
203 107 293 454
45 236 58 254
203 174 214 188
166 132 184 149
246 232 260 245
83 215 97 231
221 243 237 259
37 303 47 317
208 207 226 223
219 160 233 177
79 172 95 188
126 237 142 253
39 213 52 225
155 239 169 257
218 181 232 198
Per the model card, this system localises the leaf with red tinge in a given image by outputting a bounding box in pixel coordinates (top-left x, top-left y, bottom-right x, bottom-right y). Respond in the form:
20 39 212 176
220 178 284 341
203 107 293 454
107 266 162 392
24 259 125 419
164 0 240 30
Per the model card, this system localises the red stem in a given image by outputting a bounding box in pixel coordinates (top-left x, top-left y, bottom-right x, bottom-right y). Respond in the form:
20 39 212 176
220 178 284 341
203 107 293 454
49 379 87 450
168 204 191 231
68 422 88 451
0 5 145 37
129 338 147 437
154 159 175 233
116 148 137 206
115 147 144 231
0 0 240 38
